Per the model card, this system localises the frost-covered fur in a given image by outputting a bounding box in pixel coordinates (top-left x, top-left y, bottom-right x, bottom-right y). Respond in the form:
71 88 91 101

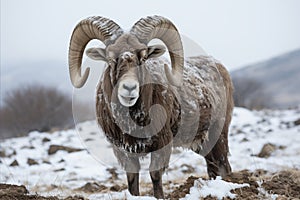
96 55 234 198
69 15 234 199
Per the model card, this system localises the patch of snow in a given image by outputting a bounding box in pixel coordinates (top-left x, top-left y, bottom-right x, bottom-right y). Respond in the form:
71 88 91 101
0 107 299 198
229 107 300 172
256 180 278 200
182 176 249 200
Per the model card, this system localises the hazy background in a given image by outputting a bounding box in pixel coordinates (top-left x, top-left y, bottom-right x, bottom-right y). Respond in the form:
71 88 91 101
1 1 300 138
2 0 300 67
2 0 300 96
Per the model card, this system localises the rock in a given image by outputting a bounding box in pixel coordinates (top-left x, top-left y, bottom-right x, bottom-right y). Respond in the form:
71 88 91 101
0 150 6 158
42 137 51 143
21 146 35 149
294 118 300 126
181 164 195 173
1 150 16 158
27 158 39 165
279 145 287 150
43 160 51 164
53 168 65 172
107 168 119 181
236 129 245 134
9 160 19 167
48 145 83 155
241 138 249 142
110 184 127 192
76 182 107 193
257 143 276 158
0 183 28 195
110 185 120 192
84 138 94 142
266 129 273 133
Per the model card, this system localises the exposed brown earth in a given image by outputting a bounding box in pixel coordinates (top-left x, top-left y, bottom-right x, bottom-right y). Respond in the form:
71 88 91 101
1 169 299 200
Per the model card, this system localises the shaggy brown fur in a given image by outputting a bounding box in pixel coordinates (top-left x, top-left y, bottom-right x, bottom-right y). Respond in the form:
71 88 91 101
69 15 234 199
96 59 180 154
96 55 234 197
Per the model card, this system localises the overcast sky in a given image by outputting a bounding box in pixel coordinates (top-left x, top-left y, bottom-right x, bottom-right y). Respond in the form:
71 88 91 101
1 0 300 71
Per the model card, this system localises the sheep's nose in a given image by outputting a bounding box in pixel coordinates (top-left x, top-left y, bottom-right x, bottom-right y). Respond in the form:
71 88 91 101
124 54 133 60
123 83 137 92
122 52 134 62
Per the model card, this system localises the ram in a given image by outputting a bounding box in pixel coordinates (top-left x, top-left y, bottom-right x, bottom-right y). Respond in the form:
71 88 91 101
68 15 234 199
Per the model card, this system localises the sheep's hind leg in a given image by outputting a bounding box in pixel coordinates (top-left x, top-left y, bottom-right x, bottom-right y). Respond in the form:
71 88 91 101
204 133 231 179
205 147 231 178
193 127 232 179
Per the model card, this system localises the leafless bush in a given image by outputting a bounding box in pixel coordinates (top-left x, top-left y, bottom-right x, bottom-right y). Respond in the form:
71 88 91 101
0 85 74 139
233 77 270 110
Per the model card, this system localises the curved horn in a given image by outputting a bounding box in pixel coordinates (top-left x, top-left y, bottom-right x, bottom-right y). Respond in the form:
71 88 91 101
130 16 184 86
68 16 123 88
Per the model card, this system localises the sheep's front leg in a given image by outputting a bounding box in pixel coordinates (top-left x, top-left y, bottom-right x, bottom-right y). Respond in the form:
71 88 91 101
124 156 140 196
113 147 140 196
127 172 140 196
150 169 164 199
149 145 172 199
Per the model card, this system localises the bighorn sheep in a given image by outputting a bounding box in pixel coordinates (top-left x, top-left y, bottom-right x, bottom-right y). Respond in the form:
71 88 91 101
68 15 234 199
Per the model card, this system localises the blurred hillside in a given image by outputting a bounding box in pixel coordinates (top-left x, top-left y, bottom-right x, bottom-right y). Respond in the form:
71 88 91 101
231 49 300 109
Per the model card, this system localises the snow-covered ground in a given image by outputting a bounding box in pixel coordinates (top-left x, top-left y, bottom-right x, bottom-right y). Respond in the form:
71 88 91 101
0 107 299 199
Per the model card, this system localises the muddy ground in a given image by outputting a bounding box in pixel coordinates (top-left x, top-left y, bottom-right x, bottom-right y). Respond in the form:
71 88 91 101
1 169 299 200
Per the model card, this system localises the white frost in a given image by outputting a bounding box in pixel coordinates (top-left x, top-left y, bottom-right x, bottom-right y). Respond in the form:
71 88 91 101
0 107 299 199
182 176 249 200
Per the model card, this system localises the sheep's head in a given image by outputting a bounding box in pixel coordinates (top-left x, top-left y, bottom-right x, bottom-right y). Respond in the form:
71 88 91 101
68 16 184 107
86 34 166 106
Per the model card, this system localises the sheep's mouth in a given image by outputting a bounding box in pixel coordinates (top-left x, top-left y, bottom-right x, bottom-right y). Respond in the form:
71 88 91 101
118 95 138 107
120 96 136 102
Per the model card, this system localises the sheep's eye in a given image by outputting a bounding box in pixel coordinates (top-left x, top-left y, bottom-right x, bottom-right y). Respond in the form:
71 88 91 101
137 49 148 64
140 55 147 64
108 58 116 65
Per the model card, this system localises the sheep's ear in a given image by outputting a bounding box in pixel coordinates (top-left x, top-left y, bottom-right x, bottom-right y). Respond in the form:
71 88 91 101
86 48 107 61
147 45 166 59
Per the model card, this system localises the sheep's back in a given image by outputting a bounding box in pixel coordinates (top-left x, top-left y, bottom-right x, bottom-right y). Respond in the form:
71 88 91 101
172 56 229 148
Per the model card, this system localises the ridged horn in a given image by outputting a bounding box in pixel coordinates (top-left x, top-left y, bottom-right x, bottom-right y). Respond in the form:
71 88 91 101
68 16 123 88
130 16 184 86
